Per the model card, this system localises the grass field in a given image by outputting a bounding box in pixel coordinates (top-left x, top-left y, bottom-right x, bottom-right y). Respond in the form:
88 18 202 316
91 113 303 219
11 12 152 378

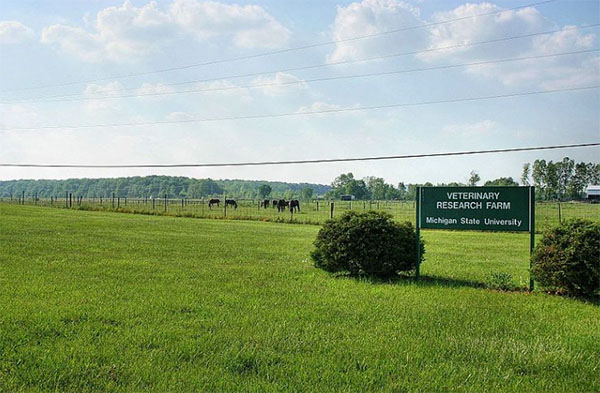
0 204 598 392
5 197 600 233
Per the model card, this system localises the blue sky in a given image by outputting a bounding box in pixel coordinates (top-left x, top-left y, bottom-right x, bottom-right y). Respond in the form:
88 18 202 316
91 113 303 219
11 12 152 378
1 0 598 185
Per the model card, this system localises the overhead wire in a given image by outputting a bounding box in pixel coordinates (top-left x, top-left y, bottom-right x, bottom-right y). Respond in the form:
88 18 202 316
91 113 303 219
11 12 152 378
5 23 599 103
3 48 597 104
0 0 557 93
3 85 597 131
0 142 597 168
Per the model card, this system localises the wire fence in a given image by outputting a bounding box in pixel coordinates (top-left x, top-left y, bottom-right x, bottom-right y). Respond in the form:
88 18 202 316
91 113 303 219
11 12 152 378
3 193 599 233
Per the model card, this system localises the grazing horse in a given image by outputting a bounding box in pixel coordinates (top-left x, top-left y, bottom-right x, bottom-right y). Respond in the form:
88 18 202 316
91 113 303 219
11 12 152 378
225 199 238 210
289 200 300 212
261 199 270 208
272 200 278 209
277 199 289 212
208 198 220 209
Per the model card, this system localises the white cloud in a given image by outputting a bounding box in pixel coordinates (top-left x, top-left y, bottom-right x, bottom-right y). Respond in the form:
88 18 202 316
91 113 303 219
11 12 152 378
297 101 343 113
0 104 39 129
169 0 290 49
41 1 175 62
40 0 290 62
418 3 599 89
251 72 307 96
327 0 425 63
136 82 175 96
0 21 34 44
443 120 497 137
83 81 126 111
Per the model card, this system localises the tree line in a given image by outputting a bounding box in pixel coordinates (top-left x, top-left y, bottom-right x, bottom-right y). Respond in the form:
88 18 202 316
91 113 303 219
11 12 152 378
0 176 329 200
327 157 599 201
1 157 597 202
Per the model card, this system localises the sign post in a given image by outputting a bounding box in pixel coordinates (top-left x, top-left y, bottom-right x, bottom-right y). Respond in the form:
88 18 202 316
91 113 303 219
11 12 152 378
415 187 421 280
529 186 535 291
415 186 535 289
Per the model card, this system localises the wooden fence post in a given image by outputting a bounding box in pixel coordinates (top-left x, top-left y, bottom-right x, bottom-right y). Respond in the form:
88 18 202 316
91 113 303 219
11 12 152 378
330 202 334 219
558 201 562 223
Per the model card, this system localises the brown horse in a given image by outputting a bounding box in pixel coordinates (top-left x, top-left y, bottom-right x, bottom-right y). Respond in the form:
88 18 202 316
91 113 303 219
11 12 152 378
208 198 220 209
290 200 300 212
225 199 238 209
277 199 289 212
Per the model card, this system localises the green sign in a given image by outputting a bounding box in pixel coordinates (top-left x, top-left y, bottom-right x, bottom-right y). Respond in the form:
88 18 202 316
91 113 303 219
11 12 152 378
418 186 531 232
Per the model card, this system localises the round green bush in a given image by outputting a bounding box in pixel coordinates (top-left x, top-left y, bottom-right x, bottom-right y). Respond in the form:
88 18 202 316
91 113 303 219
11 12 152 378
531 219 600 297
311 211 424 277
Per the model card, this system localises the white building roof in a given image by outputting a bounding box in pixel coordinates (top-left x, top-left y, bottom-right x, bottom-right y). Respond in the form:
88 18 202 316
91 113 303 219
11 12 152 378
586 185 600 195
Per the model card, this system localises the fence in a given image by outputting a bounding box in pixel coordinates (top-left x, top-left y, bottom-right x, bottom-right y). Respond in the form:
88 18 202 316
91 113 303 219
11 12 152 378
1 194 599 232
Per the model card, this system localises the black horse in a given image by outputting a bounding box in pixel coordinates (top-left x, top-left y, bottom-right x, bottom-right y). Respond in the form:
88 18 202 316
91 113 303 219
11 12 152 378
208 198 220 209
277 199 289 212
290 200 300 212
225 199 237 209
261 199 270 208
272 200 278 209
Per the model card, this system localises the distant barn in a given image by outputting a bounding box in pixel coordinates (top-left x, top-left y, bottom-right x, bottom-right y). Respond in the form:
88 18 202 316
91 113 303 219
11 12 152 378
340 195 355 201
585 185 600 201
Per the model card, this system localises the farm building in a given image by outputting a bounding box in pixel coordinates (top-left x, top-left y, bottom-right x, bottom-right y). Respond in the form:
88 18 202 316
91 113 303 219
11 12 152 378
340 195 355 201
585 185 600 200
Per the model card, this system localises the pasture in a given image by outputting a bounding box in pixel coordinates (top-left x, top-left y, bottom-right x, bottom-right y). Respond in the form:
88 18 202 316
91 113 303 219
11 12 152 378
5 196 600 233
0 204 598 392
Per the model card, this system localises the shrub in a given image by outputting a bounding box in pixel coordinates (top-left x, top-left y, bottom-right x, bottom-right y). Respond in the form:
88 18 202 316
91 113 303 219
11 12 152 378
311 211 424 278
531 219 600 297
485 272 516 291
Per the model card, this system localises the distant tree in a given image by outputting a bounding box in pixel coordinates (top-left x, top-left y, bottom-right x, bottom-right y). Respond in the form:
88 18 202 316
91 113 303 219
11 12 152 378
568 162 589 199
330 173 370 200
484 177 519 187
589 163 600 185
397 182 407 200
521 163 531 186
555 157 574 200
258 184 272 199
198 179 223 197
532 159 547 199
283 189 294 200
300 187 314 201
468 171 480 186
365 176 387 200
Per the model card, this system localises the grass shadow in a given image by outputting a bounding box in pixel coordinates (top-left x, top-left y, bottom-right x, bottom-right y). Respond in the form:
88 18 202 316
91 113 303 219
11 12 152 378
334 272 485 290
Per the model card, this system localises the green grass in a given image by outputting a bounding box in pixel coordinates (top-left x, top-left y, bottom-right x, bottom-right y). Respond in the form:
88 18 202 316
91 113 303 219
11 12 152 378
9 198 600 233
0 204 598 392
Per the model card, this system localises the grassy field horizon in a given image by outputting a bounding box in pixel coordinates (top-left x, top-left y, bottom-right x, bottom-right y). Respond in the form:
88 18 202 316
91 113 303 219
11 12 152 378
1 204 598 392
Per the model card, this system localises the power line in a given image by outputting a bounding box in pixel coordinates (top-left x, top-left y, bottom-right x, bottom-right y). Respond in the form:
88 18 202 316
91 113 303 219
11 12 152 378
3 85 597 131
6 23 598 104
1 143 597 168
0 0 557 93
5 48 597 104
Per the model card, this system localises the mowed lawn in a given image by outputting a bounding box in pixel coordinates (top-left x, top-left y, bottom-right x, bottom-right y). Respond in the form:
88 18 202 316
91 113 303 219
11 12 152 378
0 205 598 392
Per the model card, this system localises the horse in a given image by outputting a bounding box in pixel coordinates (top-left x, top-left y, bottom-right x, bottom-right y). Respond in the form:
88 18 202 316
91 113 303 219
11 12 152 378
272 200 278 209
225 199 237 210
277 199 289 212
289 200 300 212
261 199 270 208
208 198 220 209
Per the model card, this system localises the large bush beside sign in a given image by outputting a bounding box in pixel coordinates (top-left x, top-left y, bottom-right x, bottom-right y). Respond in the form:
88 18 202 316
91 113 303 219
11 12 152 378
311 211 424 278
531 219 600 297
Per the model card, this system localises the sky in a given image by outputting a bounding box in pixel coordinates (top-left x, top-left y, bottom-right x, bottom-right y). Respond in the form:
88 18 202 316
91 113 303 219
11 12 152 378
0 0 598 186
